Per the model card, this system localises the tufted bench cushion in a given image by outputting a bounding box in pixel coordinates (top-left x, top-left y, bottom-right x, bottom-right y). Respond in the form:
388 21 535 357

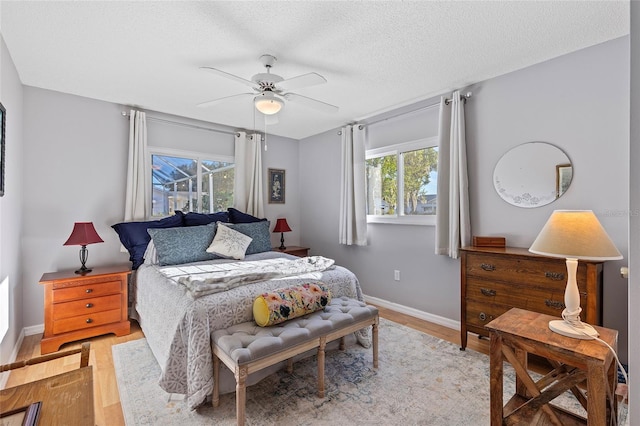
211 296 379 426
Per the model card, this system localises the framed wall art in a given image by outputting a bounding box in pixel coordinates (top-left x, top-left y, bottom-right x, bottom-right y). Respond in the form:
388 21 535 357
0 101 5 197
555 163 572 198
268 168 285 204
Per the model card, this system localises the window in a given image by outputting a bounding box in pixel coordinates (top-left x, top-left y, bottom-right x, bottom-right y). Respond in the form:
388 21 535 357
151 149 234 217
365 137 438 225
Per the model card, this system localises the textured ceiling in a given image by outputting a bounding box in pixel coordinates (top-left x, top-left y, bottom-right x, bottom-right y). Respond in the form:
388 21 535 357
0 1 630 140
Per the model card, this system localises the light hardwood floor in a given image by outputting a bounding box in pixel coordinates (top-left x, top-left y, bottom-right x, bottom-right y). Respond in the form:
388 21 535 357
4 306 491 426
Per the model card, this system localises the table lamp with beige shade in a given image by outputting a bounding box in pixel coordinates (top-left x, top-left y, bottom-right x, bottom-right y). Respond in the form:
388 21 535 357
529 210 622 339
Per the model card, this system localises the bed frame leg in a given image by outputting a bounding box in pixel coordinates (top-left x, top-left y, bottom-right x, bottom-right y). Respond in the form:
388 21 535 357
317 336 326 398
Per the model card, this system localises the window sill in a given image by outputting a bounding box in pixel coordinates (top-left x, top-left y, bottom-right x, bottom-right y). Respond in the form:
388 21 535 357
367 215 435 226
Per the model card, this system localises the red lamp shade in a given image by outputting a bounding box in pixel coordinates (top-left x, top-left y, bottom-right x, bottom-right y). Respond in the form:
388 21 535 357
272 218 291 250
64 222 104 246
64 222 104 274
272 218 292 233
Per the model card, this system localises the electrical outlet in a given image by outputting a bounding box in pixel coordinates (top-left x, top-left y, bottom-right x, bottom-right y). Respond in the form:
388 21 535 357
394 270 400 281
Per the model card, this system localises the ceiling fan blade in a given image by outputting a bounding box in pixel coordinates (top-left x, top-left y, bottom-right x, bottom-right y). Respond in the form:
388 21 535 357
284 93 339 113
200 66 257 89
197 92 253 108
278 72 327 91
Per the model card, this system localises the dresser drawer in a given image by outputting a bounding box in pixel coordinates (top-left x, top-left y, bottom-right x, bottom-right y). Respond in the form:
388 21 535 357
465 253 587 291
466 299 511 330
52 280 122 303
52 294 122 320
53 308 122 334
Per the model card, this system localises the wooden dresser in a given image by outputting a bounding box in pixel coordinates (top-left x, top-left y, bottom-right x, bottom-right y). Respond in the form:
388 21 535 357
460 246 603 350
39 264 131 354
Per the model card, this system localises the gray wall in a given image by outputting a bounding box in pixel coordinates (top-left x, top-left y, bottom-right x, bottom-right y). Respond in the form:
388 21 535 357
0 36 24 367
299 36 631 363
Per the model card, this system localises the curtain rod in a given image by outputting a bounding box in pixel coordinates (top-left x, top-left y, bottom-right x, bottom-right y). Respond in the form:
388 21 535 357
121 111 240 137
337 91 472 135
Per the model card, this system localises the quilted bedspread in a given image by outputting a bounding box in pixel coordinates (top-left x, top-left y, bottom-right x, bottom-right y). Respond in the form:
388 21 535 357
133 251 367 410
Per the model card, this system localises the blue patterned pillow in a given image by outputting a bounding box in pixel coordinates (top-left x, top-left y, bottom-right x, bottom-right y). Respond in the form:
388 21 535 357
147 224 219 266
111 212 184 269
227 221 272 255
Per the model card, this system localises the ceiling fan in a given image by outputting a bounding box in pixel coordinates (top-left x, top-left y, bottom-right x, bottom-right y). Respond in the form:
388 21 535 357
197 54 339 116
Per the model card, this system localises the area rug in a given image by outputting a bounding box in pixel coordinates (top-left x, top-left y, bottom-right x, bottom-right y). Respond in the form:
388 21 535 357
113 318 628 425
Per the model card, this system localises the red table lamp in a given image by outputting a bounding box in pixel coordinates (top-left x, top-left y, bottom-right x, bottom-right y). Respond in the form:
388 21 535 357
64 222 104 274
272 218 292 250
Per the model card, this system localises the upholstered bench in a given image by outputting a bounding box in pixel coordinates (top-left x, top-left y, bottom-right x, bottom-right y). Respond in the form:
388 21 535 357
211 297 379 426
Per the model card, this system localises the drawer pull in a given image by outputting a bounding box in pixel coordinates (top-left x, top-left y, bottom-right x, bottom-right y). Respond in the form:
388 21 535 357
545 299 565 310
480 288 496 297
480 263 496 272
545 272 565 281
479 312 486 321
85 303 93 308
86 318 93 324
85 289 93 294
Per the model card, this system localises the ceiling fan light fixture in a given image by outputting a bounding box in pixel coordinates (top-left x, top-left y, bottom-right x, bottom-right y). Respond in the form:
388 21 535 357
254 92 284 115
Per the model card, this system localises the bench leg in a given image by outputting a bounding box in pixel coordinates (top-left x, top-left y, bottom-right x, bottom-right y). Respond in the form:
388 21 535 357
287 358 293 374
339 336 346 350
213 354 220 407
318 336 326 398
235 366 248 426
373 318 379 369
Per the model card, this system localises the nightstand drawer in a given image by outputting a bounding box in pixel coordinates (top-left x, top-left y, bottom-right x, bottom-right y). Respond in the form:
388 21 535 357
52 280 122 303
53 308 122 334
52 294 122 320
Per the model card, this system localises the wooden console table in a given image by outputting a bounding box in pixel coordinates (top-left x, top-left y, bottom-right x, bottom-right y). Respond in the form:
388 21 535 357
0 366 95 425
486 308 618 425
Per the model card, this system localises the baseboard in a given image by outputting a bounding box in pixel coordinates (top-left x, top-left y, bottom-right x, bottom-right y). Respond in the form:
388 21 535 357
363 295 460 331
24 324 44 336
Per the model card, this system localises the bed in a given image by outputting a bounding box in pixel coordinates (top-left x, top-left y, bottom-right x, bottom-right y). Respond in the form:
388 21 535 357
112 209 368 410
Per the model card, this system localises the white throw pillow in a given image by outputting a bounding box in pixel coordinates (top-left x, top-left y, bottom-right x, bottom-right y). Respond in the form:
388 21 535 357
206 223 253 260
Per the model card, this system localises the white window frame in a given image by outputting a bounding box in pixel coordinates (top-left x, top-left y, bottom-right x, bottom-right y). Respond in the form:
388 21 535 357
149 147 234 217
365 136 438 226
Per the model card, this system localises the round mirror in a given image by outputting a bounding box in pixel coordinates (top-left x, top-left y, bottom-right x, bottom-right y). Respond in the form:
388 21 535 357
493 142 572 208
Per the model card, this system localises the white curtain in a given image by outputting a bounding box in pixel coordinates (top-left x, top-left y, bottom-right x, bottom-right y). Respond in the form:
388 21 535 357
339 124 368 246
435 91 471 258
124 110 149 221
233 131 265 217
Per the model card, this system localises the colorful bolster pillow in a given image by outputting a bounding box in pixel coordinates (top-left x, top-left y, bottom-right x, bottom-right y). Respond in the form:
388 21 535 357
253 283 331 327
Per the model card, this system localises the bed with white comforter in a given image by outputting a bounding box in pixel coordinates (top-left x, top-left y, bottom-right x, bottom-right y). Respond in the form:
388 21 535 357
133 251 367 410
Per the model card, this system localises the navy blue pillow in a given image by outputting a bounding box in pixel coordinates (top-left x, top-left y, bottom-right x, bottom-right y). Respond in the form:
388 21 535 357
227 208 267 224
227 221 272 255
111 212 184 269
184 211 229 226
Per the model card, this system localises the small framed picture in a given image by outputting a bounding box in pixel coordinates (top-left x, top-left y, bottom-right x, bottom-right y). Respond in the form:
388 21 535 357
555 163 572 198
268 168 285 204
0 101 5 197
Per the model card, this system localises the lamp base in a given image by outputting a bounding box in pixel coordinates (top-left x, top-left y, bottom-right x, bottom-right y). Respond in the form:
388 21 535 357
75 266 92 275
549 319 599 340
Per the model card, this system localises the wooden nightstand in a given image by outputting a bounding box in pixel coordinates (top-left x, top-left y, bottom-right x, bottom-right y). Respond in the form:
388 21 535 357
39 264 131 354
273 246 310 257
